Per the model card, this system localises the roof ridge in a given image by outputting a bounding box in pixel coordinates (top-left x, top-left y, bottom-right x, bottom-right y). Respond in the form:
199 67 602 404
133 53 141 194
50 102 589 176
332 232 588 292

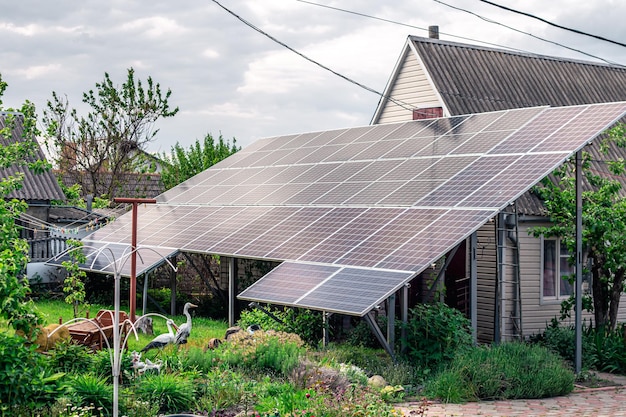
408 35 626 70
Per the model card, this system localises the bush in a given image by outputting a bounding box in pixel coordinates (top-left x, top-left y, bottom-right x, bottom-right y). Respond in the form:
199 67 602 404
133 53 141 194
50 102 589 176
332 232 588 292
402 302 473 368
66 373 113 412
425 342 574 402
532 320 626 373
319 344 422 387
222 330 305 376
0 333 65 410
47 339 93 374
134 373 195 413
238 306 322 345
196 369 253 412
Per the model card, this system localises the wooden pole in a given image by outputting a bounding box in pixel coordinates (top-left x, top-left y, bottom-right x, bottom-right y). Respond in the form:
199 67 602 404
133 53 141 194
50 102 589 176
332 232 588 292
113 197 156 322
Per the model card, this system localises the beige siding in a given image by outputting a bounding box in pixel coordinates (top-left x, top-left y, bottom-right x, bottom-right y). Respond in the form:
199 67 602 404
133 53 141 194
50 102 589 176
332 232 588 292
496 221 626 339
476 221 496 343
377 49 441 124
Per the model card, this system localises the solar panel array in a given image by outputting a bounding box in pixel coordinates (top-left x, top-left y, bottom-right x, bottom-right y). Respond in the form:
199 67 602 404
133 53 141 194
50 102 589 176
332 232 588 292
76 102 626 315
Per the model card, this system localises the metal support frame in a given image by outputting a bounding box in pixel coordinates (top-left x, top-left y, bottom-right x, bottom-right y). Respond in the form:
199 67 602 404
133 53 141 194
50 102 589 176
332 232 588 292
387 293 396 350
323 312 330 347
142 271 149 315
400 284 409 354
495 212 506 343
228 257 237 326
575 150 583 374
364 312 395 361
470 232 478 344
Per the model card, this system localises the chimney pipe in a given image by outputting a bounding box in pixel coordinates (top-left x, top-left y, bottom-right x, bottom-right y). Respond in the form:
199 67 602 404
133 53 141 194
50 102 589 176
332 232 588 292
428 25 439 39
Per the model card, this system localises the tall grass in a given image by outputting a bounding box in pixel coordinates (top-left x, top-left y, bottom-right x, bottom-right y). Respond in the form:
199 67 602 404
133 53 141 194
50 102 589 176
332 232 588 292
425 342 575 402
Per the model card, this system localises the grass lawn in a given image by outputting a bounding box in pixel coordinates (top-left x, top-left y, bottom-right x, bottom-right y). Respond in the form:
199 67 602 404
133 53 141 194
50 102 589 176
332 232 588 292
33 299 229 352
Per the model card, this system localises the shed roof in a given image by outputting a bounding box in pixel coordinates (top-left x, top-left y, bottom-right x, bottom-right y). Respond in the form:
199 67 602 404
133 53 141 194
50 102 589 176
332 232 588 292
0 112 65 202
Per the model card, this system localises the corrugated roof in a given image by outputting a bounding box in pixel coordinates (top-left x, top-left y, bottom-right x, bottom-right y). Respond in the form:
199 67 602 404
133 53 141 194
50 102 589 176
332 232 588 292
410 36 626 215
411 36 626 114
0 112 65 202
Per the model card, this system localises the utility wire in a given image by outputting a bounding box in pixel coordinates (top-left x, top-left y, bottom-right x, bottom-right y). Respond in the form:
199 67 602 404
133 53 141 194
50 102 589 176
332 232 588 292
210 0 416 112
432 0 620 65
477 0 626 49
296 0 528 54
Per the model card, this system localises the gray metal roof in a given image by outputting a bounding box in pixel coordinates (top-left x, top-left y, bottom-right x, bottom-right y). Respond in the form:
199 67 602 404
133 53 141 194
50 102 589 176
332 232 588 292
411 36 626 115
411 36 626 215
0 112 65 202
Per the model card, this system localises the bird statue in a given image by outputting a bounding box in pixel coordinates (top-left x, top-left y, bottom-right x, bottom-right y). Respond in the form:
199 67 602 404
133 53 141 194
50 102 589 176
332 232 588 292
174 302 198 347
140 319 177 353
247 324 261 334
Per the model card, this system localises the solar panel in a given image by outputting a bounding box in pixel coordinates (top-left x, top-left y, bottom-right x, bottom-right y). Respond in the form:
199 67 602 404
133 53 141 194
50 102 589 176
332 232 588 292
238 262 415 316
80 102 626 316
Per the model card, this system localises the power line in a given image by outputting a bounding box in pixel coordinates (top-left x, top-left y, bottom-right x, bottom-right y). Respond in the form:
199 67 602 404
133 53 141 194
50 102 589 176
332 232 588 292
295 0 530 54
432 0 621 65
477 0 626 49
210 0 416 112
297 0 621 66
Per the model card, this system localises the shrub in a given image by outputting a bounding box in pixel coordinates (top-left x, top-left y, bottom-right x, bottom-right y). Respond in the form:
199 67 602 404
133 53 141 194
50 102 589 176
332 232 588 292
134 373 195 413
196 369 252 411
238 306 322 345
66 373 113 412
222 330 305 376
532 320 626 373
47 339 93 374
0 333 65 411
425 342 574 402
318 344 423 387
402 302 473 368
254 382 312 416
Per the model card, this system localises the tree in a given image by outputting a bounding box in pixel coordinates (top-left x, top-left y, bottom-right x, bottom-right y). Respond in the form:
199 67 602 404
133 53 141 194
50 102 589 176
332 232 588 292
62 239 88 318
160 133 240 190
530 124 626 331
0 74 45 332
43 68 179 200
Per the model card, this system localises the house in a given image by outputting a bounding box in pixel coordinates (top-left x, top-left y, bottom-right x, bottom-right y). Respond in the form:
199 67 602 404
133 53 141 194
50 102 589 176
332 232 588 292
371 34 626 342
0 112 112 283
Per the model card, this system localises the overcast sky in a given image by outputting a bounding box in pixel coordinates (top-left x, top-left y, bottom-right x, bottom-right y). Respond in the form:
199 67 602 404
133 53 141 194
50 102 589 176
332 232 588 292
2 0 626 154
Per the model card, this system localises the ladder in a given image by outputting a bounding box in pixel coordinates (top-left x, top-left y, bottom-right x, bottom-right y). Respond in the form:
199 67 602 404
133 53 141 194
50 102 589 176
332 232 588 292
494 203 523 342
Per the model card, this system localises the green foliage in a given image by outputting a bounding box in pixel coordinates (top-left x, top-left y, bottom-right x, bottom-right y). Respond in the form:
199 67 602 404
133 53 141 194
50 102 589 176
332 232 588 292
119 394 160 417
61 240 88 318
238 306 323 345
0 76 44 332
254 382 312 416
530 124 626 330
47 339 93 374
196 368 254 411
0 333 66 411
319 344 422 387
134 373 195 413
402 302 473 368
535 321 626 373
221 330 305 376
425 342 574 402
160 132 239 190
43 68 179 200
66 374 113 412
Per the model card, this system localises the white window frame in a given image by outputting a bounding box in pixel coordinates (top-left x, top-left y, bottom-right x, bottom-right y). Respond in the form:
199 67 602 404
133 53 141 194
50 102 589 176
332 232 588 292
540 237 574 303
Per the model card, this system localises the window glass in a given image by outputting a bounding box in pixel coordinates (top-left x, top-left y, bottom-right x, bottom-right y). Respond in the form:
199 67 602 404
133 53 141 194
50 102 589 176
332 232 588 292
543 239 556 297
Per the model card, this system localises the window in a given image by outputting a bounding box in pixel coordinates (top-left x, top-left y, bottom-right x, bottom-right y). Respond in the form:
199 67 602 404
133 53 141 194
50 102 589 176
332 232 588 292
542 238 573 300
